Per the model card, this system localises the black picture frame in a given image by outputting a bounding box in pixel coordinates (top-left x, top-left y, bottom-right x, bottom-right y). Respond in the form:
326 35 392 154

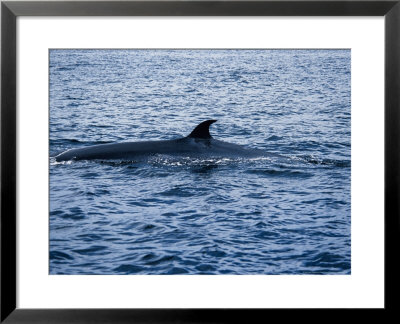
1 0 399 322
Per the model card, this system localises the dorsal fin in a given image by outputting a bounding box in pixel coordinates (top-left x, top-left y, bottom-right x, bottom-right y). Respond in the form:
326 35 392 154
188 120 217 139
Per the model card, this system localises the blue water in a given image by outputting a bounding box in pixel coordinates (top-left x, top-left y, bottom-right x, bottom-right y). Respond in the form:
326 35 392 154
49 49 351 275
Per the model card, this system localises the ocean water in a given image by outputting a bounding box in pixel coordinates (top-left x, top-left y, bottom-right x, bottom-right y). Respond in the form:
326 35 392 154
49 49 351 275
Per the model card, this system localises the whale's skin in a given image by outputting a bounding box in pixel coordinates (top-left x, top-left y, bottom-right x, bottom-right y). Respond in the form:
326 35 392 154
54 137 267 162
54 120 268 162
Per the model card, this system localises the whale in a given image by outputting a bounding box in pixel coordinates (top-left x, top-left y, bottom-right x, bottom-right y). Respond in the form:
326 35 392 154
54 120 269 162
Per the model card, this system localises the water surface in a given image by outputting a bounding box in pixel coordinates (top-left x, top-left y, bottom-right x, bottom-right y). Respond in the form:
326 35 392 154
50 49 351 275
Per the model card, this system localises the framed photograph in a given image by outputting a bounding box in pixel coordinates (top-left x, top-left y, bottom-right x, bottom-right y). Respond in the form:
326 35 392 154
1 0 399 322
